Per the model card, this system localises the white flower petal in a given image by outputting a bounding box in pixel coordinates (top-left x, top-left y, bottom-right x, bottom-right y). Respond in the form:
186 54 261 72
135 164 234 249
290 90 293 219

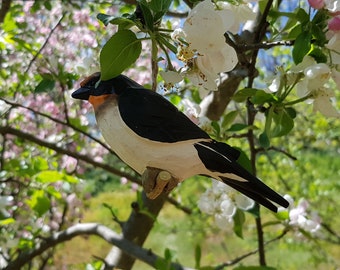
291 55 316 73
184 0 226 53
215 213 233 230
235 194 255 210
220 199 236 217
159 70 183 84
313 95 340 118
171 28 186 42
296 80 310 97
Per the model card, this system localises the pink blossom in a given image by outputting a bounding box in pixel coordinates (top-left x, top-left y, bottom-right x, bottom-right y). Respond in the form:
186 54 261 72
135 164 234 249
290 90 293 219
308 0 325 9
61 156 78 173
131 183 139 192
120 177 128 185
328 15 340 31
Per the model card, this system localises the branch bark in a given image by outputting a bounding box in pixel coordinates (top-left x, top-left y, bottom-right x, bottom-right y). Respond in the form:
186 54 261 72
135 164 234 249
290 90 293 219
103 192 168 269
0 0 11 23
3 222 193 270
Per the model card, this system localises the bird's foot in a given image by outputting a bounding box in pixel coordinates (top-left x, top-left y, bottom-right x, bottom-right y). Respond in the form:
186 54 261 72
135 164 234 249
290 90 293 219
142 167 179 199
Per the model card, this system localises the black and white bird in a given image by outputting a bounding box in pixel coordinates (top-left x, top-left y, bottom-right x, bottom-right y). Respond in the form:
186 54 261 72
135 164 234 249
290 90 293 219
72 73 289 212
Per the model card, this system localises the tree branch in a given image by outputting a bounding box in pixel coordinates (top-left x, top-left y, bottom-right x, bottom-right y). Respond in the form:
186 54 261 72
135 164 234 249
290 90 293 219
0 0 11 23
104 192 168 269
0 125 141 185
3 223 194 270
0 97 114 154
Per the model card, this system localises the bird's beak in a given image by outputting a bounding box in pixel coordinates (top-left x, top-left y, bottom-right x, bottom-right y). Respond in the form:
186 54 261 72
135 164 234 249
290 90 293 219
72 87 90 100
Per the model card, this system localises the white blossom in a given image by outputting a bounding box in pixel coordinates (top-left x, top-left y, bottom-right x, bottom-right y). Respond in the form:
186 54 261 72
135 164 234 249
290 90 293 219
0 196 13 218
183 0 233 53
278 195 321 235
292 56 340 118
289 198 321 234
216 1 257 34
326 32 340 64
171 28 186 42
180 98 201 125
198 179 254 230
324 0 340 13
171 0 238 91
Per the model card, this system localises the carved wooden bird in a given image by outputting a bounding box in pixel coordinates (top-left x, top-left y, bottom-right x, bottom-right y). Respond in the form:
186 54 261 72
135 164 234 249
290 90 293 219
72 73 289 212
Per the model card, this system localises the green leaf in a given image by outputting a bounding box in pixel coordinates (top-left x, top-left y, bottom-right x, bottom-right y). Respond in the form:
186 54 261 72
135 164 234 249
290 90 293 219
46 186 62 199
140 0 172 21
227 123 249 132
169 94 181 106
97 13 136 29
259 132 270 149
158 33 177 53
97 13 115 26
211 121 220 136
33 156 49 171
232 88 258 102
296 8 309 24
292 31 311 64
285 107 297 119
34 170 78 184
287 23 302 40
138 2 154 30
275 209 289 220
164 248 173 260
26 190 50 217
251 91 277 105
34 78 55 93
222 110 238 129
0 218 15 225
100 30 142 81
34 170 64 183
309 47 327 63
195 244 201 269
233 209 245 238
271 108 294 137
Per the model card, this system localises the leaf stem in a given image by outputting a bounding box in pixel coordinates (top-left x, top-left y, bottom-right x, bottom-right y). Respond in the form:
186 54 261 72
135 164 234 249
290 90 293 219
284 94 312 106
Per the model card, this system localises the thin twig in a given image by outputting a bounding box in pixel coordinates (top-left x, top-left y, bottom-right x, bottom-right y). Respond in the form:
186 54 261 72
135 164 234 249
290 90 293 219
0 97 114 154
245 0 275 266
215 229 288 269
256 146 298 161
25 13 66 74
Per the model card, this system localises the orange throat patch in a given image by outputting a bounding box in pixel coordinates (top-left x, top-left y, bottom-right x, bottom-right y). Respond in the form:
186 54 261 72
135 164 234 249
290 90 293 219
89 94 113 111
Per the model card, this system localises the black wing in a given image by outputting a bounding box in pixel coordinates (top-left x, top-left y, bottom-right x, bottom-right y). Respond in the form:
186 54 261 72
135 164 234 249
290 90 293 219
118 87 210 143
194 141 289 212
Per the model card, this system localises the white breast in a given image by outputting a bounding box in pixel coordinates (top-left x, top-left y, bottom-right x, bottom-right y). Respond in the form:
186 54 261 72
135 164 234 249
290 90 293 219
95 98 211 181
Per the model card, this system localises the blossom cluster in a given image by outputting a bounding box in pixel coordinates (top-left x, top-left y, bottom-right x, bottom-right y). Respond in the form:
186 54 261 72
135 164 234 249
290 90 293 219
197 179 254 230
161 0 256 91
266 0 340 118
279 195 321 235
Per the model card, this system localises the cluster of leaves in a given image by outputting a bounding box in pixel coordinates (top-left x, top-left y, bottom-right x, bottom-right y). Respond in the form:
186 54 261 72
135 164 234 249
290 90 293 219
98 0 176 80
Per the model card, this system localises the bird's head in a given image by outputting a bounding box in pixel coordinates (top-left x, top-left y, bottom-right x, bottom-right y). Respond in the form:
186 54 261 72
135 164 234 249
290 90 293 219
72 72 143 110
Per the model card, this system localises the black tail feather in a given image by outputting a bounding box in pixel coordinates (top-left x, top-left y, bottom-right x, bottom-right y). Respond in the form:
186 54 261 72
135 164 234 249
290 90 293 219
194 141 289 212
220 176 282 212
